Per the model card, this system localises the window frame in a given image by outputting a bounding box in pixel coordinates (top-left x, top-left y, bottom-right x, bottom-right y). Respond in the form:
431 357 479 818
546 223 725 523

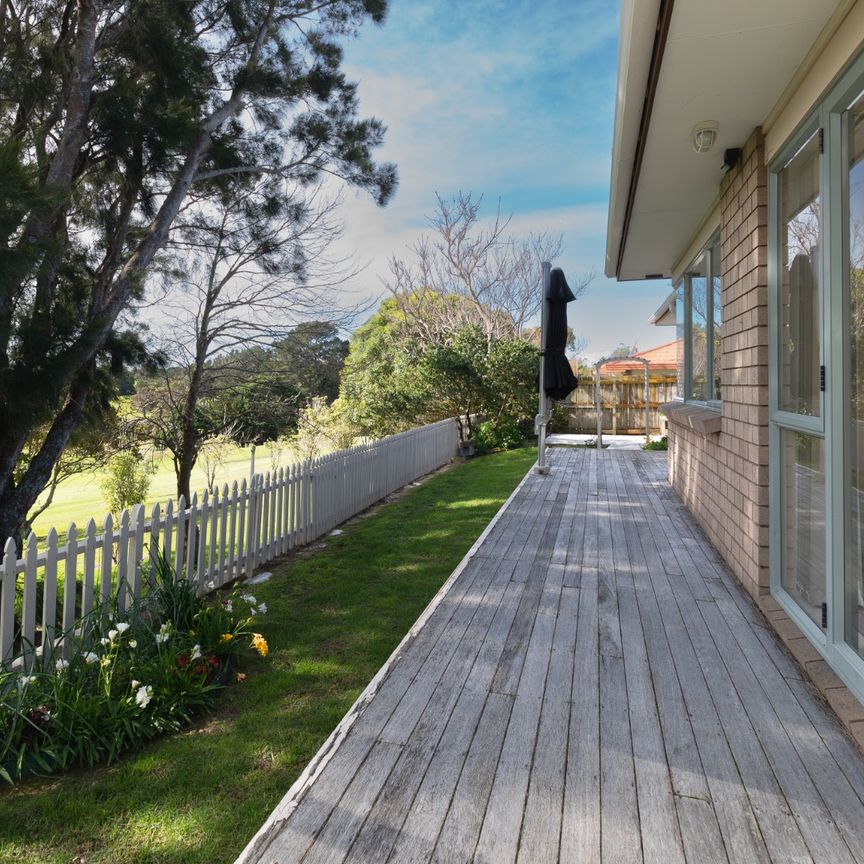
675 234 722 407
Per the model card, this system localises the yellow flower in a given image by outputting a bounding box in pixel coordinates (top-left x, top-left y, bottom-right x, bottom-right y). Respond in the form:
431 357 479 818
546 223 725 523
220 633 234 643
252 633 269 657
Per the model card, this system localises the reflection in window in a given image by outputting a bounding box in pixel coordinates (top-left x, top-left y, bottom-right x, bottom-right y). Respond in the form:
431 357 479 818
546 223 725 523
674 239 721 403
846 94 864 656
781 430 826 628
690 258 708 401
713 262 722 401
779 132 821 416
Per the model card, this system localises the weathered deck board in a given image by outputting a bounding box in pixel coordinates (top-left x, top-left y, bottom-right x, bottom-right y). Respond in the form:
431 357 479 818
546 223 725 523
239 448 864 864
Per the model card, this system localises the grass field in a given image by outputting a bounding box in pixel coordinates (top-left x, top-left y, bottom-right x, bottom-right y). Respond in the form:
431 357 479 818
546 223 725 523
28 442 296 541
0 446 536 864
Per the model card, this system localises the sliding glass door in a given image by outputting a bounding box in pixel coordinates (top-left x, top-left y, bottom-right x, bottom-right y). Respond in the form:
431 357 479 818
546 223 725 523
771 55 864 699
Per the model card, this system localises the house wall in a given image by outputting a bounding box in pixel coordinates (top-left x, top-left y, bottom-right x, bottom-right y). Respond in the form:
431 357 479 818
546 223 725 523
666 128 769 600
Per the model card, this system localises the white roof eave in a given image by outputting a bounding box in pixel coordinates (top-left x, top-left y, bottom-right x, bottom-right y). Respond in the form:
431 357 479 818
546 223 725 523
605 0 662 280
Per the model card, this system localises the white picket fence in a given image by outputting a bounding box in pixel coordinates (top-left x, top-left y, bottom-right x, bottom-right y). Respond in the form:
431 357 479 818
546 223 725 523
0 418 460 667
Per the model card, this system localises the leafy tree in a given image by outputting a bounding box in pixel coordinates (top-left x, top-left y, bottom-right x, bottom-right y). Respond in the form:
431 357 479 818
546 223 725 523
0 0 396 543
99 452 154 516
291 396 356 460
339 299 425 435
339 302 539 444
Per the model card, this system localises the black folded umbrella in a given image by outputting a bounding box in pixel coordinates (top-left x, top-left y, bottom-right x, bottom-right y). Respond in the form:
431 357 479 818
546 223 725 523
543 268 579 399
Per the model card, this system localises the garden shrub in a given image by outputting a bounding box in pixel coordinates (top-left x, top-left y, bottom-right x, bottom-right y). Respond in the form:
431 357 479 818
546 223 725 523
474 417 525 452
547 402 572 434
643 435 668 451
0 562 269 784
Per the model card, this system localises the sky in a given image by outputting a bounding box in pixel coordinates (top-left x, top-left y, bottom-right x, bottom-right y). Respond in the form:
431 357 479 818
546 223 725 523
329 0 673 361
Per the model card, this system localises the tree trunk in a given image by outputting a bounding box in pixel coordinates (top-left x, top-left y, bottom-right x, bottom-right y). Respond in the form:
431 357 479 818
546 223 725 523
0 368 92 547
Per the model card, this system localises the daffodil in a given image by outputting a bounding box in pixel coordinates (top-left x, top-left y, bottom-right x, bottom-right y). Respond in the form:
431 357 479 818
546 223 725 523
251 633 269 657
220 633 234 643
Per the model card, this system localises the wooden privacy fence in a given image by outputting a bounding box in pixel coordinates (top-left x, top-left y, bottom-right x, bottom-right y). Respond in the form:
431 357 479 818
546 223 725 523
0 418 460 667
564 380 676 434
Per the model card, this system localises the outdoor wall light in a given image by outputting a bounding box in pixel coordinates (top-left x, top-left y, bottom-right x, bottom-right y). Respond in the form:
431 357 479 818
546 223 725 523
691 121 718 153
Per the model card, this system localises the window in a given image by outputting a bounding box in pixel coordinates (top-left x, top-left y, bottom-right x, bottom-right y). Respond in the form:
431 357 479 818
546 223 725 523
674 237 722 403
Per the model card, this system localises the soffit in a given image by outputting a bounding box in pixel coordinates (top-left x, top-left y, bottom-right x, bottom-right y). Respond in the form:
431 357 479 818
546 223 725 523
607 0 839 281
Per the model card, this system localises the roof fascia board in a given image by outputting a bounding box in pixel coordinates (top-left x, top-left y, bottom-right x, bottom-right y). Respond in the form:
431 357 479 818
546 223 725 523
605 0 664 278
616 0 676 279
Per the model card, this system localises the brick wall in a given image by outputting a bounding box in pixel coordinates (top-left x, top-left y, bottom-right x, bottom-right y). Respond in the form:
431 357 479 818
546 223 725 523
667 127 769 599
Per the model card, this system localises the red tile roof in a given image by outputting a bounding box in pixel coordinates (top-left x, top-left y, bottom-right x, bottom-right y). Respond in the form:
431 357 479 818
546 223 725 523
593 339 680 373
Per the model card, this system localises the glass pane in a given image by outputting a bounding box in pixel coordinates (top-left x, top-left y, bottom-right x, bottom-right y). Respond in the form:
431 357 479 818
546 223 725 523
675 282 685 399
712 242 722 401
779 132 821 415
781 430 825 628
689 259 708 401
846 93 864 656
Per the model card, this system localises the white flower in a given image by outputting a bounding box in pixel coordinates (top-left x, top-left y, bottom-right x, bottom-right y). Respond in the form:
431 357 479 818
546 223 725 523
248 607 256 616
100 637 110 646
190 644 202 660
223 601 233 613
115 622 130 634
206 580 215 590
155 633 169 645
108 629 118 641
55 659 69 672
256 603 267 615
131 679 140 689
159 622 171 635
84 651 99 664
241 594 256 605
129 639 138 649
135 684 153 709
17 675 36 690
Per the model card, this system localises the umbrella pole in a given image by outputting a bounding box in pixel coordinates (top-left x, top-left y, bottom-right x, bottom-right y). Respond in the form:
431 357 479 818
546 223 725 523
536 261 552 475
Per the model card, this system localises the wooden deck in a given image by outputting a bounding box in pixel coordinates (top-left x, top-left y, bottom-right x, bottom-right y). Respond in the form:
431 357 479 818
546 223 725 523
237 447 864 864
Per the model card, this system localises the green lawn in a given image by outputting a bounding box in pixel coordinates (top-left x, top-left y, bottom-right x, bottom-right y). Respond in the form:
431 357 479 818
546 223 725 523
0 447 536 864
29 442 300 542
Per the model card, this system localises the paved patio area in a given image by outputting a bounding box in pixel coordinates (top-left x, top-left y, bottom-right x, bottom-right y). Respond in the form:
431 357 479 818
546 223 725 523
238 447 864 864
